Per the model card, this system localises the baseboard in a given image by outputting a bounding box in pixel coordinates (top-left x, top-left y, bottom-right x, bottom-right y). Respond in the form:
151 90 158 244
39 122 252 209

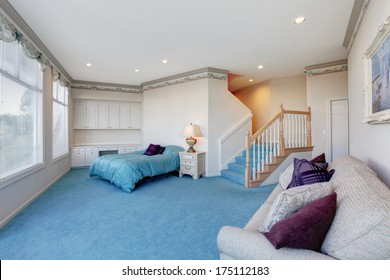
0 168 70 229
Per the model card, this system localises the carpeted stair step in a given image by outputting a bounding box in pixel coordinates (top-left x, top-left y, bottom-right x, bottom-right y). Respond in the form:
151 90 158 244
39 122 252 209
227 162 246 173
220 169 245 185
235 156 262 167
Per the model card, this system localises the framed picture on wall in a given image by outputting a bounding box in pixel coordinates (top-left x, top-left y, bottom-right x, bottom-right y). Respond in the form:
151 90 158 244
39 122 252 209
363 16 390 124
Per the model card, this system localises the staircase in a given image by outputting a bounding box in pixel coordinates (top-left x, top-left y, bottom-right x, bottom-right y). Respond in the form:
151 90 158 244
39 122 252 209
221 105 313 187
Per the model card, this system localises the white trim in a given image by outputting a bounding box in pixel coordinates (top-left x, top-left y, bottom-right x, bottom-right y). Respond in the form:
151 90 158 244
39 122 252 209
219 114 252 170
327 97 349 162
219 114 252 144
0 163 45 190
0 168 70 229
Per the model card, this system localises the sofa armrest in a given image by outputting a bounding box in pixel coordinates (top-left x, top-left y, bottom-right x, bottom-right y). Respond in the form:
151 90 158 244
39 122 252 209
217 226 336 260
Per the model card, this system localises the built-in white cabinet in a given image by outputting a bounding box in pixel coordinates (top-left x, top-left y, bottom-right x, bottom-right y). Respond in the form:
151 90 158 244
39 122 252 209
74 100 141 130
74 102 98 129
85 147 99 165
71 148 87 167
119 102 141 129
71 144 141 167
118 146 137 154
97 102 120 129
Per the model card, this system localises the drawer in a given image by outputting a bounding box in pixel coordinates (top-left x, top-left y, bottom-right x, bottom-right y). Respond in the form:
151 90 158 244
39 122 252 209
180 154 196 160
181 159 196 166
180 166 196 173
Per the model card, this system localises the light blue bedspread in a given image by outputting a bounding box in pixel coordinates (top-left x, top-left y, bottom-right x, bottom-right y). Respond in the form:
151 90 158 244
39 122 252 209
89 145 184 192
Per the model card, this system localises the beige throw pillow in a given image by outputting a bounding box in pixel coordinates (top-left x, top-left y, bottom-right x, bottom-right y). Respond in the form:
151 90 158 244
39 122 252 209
260 181 334 232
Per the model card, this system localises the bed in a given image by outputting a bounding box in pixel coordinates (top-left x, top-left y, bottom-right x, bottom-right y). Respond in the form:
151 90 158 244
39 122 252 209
89 145 184 193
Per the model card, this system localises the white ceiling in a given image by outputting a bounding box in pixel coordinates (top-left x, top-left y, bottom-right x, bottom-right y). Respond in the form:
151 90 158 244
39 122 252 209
7 0 355 91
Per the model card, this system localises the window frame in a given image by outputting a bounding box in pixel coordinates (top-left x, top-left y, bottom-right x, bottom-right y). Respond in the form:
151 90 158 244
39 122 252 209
51 80 69 162
0 40 44 187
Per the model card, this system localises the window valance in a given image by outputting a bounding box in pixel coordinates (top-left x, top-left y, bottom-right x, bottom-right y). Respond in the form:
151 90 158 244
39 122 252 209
0 12 50 71
0 11 70 87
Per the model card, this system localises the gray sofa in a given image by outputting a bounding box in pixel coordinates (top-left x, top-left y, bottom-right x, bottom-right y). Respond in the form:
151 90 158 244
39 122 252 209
217 155 390 260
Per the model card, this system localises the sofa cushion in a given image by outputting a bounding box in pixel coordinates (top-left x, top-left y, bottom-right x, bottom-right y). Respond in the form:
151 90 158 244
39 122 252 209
260 181 334 232
288 158 334 188
321 157 390 259
263 192 337 251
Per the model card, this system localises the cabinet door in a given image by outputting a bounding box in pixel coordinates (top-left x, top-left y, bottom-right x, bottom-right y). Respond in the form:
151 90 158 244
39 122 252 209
71 148 86 167
74 101 97 129
74 102 86 129
108 103 120 129
97 103 109 129
98 102 120 129
85 148 99 165
119 103 130 129
129 102 141 129
86 103 97 129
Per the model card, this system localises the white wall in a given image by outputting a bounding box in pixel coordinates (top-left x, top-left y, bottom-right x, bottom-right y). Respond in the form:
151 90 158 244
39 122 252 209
0 70 70 227
348 0 390 186
143 79 209 153
208 78 252 175
233 75 307 131
143 77 251 176
306 71 348 158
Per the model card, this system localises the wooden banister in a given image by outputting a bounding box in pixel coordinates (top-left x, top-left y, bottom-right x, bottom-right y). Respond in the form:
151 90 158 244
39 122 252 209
244 104 312 187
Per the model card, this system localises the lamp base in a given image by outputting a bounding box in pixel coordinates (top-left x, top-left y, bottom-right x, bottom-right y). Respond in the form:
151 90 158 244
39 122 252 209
186 137 197 153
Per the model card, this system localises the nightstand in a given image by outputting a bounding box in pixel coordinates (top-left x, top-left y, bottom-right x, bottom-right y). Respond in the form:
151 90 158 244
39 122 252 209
179 151 206 179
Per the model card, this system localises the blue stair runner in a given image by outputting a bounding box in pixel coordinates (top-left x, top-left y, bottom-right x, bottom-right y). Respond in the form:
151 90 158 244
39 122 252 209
221 146 273 185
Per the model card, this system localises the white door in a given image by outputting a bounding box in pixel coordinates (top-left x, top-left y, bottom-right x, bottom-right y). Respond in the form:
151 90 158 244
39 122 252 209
329 99 349 161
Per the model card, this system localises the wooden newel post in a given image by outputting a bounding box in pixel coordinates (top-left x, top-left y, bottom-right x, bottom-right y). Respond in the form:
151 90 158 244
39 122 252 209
306 106 312 147
245 131 251 188
279 104 285 155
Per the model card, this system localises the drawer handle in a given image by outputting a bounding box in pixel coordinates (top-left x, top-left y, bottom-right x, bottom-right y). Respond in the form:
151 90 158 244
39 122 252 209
185 166 191 170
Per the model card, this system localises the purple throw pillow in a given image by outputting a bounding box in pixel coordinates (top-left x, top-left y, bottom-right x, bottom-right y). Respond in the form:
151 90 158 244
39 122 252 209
311 153 326 163
263 192 337 251
287 158 334 188
143 144 161 156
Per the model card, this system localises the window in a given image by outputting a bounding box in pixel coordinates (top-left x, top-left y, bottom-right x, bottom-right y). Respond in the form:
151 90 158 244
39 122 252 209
0 40 43 180
52 81 69 160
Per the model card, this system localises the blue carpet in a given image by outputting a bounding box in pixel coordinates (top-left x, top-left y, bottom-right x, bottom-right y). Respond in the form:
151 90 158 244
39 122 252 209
0 169 276 260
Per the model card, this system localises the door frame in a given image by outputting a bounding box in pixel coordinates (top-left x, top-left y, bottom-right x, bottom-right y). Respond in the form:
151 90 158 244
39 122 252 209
326 97 349 162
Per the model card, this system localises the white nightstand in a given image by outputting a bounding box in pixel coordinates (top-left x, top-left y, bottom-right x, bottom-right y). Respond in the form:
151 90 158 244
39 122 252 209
179 151 206 179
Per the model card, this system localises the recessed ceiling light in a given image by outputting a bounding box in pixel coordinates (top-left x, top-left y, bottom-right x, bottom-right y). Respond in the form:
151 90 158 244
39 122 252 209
86 63 92 67
249 79 254 82
294 17 306 24
258 65 264 69
162 59 168 64
134 69 140 73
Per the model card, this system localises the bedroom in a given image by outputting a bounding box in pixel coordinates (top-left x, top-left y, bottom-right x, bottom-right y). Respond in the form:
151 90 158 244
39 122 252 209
1 0 389 277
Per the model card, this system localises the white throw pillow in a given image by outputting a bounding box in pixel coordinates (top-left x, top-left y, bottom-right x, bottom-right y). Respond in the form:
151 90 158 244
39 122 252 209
260 181 334 232
279 163 294 190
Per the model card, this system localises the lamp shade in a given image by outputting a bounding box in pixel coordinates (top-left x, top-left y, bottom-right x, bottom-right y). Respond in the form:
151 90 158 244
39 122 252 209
181 123 202 137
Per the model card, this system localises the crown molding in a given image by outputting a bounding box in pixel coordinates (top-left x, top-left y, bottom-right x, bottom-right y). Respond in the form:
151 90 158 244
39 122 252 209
71 80 143 94
72 67 228 94
142 67 228 91
304 59 348 76
343 0 371 52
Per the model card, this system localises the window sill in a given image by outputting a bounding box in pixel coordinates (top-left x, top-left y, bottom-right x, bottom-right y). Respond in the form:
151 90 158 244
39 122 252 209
0 163 45 190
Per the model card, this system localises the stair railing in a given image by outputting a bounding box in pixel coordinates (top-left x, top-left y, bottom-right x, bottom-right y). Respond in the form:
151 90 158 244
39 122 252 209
244 104 312 187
